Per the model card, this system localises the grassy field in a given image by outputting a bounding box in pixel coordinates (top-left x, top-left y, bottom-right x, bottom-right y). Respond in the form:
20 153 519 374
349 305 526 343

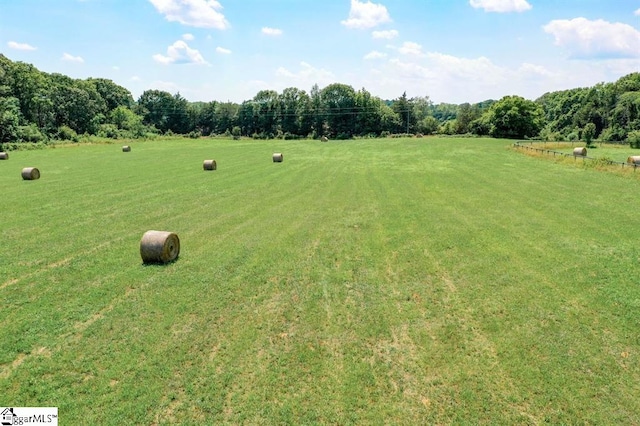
1 137 639 424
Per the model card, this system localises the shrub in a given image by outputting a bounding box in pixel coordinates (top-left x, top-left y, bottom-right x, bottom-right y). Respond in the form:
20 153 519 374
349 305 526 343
283 132 301 140
567 131 579 142
601 126 627 143
57 125 79 142
18 124 46 143
98 124 120 139
627 130 640 149
583 123 596 146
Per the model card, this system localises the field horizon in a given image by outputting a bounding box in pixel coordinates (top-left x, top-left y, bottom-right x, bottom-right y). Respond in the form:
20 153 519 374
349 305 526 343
1 136 639 424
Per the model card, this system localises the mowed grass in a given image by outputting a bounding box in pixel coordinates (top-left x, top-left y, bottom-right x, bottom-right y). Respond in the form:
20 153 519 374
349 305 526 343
1 137 639 424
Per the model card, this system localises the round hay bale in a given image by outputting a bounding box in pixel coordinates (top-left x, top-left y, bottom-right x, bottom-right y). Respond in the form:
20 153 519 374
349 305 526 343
203 159 217 170
321 136 328 142
122 145 131 152
573 147 587 156
0 152 8 160
273 153 283 162
627 156 640 165
416 133 424 138
21 167 40 180
140 230 180 264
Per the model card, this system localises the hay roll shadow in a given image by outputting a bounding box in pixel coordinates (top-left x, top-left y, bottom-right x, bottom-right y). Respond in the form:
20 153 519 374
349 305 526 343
0 152 8 160
203 160 217 170
140 230 180 264
122 145 131 152
573 147 587 156
273 153 283 162
627 156 640 165
21 167 40 180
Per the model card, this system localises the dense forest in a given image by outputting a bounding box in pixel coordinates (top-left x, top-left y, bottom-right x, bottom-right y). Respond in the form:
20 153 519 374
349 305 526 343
1 54 639 148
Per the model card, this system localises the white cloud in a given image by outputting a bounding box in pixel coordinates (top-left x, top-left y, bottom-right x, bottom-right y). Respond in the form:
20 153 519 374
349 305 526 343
182 33 195 40
543 18 640 59
131 76 142 81
275 61 335 88
148 80 183 94
262 27 283 36
7 41 36 51
364 50 387 60
341 0 392 29
635 8 640 16
363 50 636 104
62 53 84 63
112 66 120 71
148 0 230 29
399 41 425 57
216 46 231 54
153 40 208 64
425 52 507 83
518 63 555 78
365 52 511 102
372 29 398 39
469 0 532 13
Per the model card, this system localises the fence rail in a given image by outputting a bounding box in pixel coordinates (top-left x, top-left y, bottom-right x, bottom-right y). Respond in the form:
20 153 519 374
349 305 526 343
512 142 639 171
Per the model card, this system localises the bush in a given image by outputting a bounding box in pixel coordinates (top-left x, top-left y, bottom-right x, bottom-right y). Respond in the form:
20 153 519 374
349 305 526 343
380 131 390 138
283 132 301 140
98 124 120 139
18 124 46 143
252 132 268 140
567 131 579 142
627 130 640 149
583 123 596 146
601 126 627 142
188 130 202 139
57 126 79 142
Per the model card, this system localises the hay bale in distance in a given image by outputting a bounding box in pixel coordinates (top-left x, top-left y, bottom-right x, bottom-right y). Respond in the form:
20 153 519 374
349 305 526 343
0 152 8 160
203 159 217 171
21 167 40 180
573 147 587 156
321 136 328 142
627 156 640 165
416 133 424 138
140 230 180 264
122 145 131 152
273 153 284 162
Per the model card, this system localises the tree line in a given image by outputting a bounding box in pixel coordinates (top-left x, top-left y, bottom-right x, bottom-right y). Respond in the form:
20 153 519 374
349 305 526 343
1 54 638 148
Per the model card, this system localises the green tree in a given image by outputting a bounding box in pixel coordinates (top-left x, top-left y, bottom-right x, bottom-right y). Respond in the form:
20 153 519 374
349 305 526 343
486 95 544 139
310 84 325 138
50 75 107 134
354 88 383 136
455 103 480 134
252 90 280 137
321 83 356 139
214 102 239 134
392 92 411 133
0 96 21 143
583 122 596 145
280 87 307 136
137 90 186 133
87 78 134 112
416 116 439 135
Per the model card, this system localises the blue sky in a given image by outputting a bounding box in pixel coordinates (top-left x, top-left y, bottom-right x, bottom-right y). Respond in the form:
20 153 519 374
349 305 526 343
1 0 639 104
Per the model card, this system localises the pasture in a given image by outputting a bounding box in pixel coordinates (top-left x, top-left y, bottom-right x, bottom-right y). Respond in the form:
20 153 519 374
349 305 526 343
1 137 639 424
